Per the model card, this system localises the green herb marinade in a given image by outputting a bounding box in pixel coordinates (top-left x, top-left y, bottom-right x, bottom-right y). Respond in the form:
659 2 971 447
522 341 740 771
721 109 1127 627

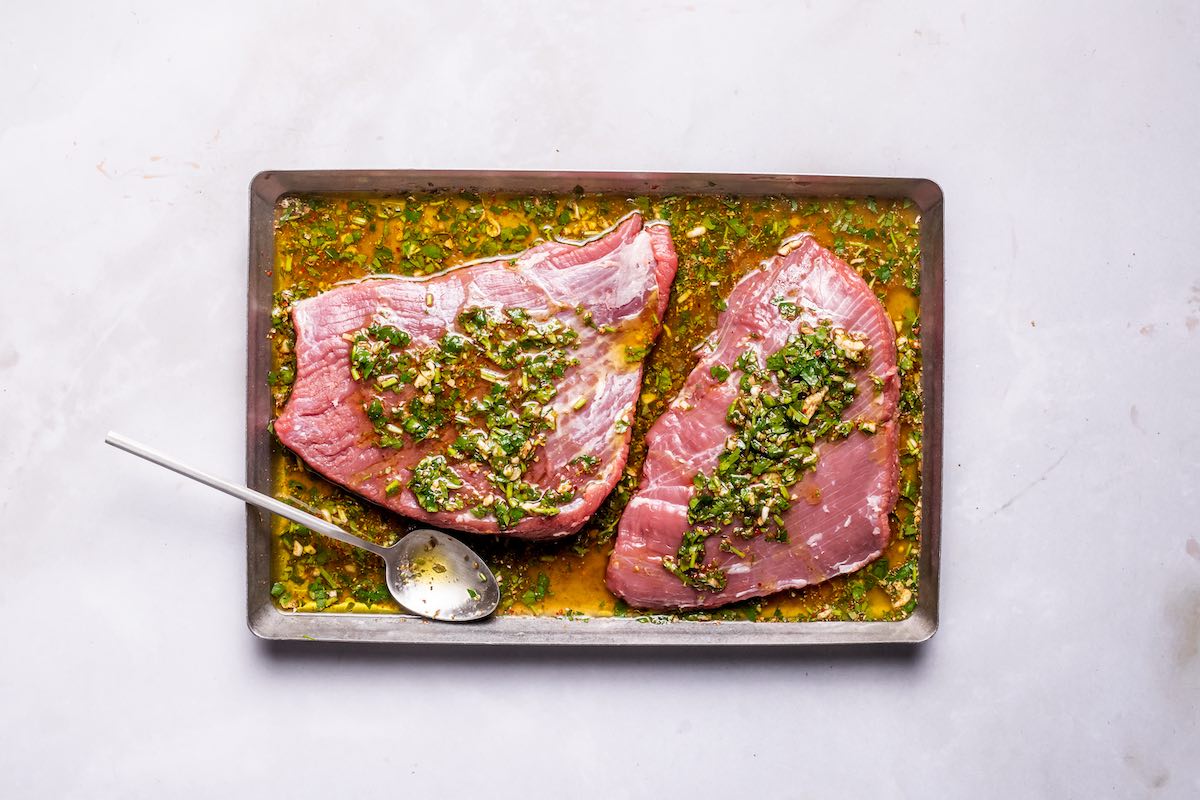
267 192 923 622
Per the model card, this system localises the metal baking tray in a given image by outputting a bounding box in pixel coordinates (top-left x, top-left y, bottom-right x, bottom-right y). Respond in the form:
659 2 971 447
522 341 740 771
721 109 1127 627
246 170 943 645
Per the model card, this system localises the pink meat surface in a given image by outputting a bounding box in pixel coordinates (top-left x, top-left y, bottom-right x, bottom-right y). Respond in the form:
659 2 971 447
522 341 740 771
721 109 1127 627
606 234 899 609
275 214 677 539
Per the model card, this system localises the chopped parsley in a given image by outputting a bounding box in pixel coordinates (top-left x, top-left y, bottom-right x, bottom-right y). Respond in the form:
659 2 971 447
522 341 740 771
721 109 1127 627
349 306 584 525
570 453 600 473
624 344 650 363
662 321 871 591
349 323 412 380
521 572 552 606
773 297 800 320
408 455 465 512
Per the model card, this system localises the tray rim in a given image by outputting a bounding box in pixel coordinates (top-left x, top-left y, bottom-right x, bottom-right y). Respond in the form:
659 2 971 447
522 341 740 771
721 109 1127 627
246 169 943 646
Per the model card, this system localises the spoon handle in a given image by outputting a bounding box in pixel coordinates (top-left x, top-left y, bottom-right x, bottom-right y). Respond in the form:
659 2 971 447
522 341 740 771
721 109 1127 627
104 432 389 557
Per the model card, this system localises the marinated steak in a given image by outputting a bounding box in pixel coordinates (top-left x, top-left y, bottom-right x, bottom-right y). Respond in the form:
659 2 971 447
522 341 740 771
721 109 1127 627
606 234 900 609
275 214 677 539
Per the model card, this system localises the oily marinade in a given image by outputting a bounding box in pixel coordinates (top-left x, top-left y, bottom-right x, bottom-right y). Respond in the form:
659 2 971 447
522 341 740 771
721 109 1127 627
268 192 923 622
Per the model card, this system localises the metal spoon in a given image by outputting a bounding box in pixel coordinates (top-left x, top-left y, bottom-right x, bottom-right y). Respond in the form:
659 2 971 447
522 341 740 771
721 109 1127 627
104 432 501 622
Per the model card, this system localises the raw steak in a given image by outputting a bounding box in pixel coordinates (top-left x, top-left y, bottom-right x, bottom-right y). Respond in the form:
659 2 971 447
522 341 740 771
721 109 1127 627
275 213 677 539
606 233 900 609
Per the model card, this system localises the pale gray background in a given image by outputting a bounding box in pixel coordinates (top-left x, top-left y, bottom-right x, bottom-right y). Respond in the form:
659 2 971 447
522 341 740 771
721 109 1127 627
2 1 1197 797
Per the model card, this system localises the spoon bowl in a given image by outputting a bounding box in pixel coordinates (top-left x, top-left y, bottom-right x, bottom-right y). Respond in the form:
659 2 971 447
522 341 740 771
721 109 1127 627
387 529 501 621
105 432 501 622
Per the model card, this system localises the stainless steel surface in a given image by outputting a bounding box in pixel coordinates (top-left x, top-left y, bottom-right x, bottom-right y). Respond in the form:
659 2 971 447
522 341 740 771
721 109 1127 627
106 432 500 621
389 529 502 623
247 169 944 645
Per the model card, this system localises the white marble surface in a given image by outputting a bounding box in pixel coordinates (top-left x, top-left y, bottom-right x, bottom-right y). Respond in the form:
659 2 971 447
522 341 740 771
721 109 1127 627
2 0 1198 796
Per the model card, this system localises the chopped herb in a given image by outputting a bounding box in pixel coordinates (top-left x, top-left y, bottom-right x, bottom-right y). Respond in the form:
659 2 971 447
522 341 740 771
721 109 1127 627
663 321 869 591
345 305 583 527
624 344 650 363
408 455 465 512
773 297 800 320
268 365 295 386
521 571 552 606
570 453 600 473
